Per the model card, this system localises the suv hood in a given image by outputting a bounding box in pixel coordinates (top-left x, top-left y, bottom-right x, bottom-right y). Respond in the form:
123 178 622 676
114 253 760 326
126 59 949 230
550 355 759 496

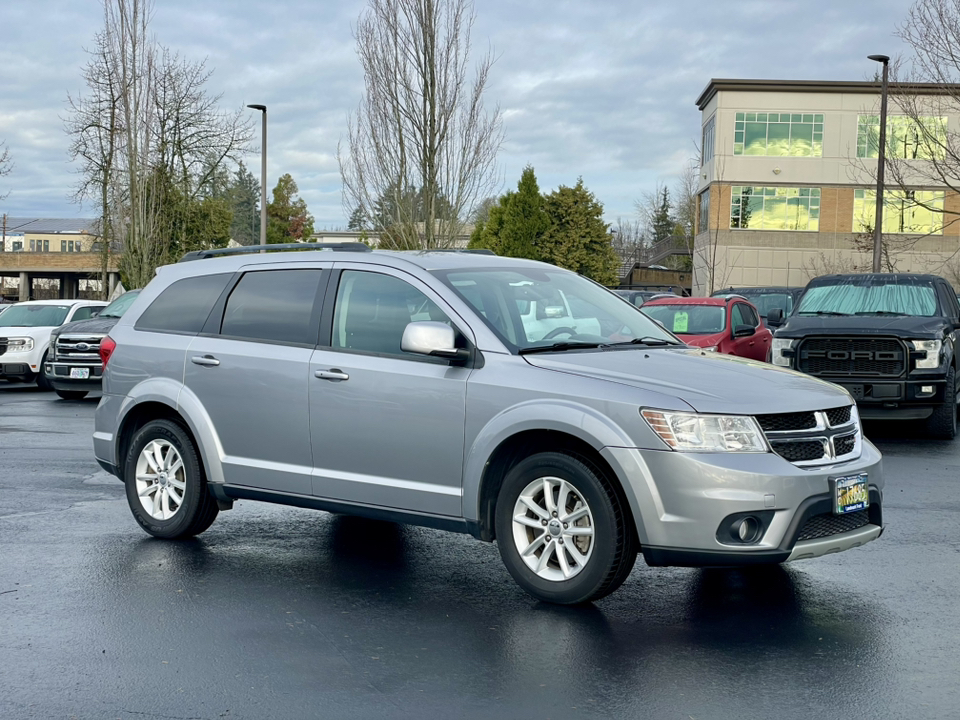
523 347 848 415
53 316 121 337
776 314 947 339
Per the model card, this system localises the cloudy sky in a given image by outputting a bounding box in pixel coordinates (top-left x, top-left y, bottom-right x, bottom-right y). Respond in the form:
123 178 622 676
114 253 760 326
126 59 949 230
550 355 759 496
0 0 914 229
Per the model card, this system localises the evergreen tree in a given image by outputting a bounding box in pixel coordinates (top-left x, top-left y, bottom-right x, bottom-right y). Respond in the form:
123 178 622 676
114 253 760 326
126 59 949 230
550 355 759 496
468 192 512 253
347 205 369 231
266 173 315 243
228 161 261 246
539 179 619 285
468 166 548 259
651 186 674 243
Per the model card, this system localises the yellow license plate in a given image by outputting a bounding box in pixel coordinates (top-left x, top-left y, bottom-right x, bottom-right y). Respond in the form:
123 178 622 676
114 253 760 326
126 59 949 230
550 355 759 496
833 473 869 515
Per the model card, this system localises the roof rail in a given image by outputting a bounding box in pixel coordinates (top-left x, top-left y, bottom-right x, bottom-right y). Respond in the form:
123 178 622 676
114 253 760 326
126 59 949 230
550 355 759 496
179 242 372 262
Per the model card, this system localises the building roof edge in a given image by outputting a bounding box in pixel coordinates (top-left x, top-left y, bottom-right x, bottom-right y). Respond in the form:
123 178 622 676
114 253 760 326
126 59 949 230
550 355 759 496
695 78 960 110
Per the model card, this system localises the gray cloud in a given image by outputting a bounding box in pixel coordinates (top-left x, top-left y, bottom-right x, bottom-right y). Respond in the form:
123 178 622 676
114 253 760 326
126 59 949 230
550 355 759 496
0 0 912 227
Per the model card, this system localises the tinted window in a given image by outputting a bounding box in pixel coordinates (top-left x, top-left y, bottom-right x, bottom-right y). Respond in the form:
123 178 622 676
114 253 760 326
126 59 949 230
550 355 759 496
136 273 233 334
98 290 141 319
641 304 726 335
332 271 450 356
220 269 323 345
733 303 759 327
71 306 99 321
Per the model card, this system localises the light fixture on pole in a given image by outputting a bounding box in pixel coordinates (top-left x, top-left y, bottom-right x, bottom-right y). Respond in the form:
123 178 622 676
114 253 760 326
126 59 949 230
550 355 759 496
868 55 890 273
247 104 267 253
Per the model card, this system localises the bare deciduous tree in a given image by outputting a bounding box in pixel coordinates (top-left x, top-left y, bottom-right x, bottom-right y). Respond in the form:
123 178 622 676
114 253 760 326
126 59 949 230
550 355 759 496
339 0 503 249
0 140 12 200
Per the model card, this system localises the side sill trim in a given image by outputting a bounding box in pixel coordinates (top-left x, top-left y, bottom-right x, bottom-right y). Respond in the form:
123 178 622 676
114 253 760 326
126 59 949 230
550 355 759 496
220 485 479 537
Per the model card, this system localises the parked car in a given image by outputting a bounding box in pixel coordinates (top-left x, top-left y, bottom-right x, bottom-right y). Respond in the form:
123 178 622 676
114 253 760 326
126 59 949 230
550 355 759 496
613 289 678 308
0 299 107 388
711 286 804 326
94 244 883 604
44 290 141 400
769 272 960 438
640 296 773 362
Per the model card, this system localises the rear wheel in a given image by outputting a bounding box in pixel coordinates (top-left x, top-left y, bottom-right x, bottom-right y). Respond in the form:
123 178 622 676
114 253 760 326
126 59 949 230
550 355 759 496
495 452 637 604
55 389 88 400
925 365 958 440
124 419 219 538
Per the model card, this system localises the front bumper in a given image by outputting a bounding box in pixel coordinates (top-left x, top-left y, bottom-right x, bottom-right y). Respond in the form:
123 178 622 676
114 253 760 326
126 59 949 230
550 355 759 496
45 362 103 391
1 361 33 377
819 377 947 420
602 439 884 567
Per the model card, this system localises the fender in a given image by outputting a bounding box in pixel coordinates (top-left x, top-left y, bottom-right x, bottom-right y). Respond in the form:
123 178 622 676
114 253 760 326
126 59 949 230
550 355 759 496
462 398 648 528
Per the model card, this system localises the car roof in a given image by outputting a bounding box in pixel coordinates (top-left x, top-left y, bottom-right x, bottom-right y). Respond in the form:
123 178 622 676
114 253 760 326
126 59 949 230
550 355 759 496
643 296 730 307
9 299 107 306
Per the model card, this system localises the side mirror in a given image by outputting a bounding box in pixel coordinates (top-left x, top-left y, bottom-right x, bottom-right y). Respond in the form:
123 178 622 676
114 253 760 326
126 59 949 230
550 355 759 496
766 308 784 327
91 309 101 317
401 321 469 361
733 324 756 338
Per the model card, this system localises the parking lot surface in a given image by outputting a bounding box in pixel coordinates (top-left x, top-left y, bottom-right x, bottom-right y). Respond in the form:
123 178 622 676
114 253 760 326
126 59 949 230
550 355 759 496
1 384 959 719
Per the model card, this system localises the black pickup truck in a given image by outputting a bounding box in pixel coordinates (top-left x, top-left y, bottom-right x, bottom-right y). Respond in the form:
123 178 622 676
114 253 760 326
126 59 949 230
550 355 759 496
768 273 960 438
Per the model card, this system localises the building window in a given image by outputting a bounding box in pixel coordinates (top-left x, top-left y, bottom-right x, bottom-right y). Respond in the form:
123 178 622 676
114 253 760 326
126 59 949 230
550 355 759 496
12 241 22 252
61 240 67 252
68 240 75 252
701 115 715 166
43 239 49 252
733 112 823 156
853 189 944 235
857 115 946 159
730 187 821 231
75 241 82 252
698 189 710 233
30 239 36 251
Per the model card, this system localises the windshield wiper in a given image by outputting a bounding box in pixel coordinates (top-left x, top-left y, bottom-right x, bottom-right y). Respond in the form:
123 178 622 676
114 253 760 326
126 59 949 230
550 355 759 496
853 310 907 316
603 336 683 348
798 311 851 316
518 341 604 355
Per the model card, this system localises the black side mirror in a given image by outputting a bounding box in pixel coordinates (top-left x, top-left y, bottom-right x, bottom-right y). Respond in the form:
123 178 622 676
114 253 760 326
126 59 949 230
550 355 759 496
733 324 756 338
766 308 784 327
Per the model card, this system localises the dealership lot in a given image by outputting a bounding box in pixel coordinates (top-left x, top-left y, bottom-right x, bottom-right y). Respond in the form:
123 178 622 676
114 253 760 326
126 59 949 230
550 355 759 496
1 384 959 719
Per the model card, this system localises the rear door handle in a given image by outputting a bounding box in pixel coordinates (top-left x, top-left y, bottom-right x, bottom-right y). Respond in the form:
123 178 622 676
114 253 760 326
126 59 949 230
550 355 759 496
191 355 220 367
315 369 349 381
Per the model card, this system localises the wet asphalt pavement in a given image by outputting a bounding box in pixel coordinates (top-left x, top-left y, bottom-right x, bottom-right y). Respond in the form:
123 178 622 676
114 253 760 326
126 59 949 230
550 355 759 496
1 385 959 720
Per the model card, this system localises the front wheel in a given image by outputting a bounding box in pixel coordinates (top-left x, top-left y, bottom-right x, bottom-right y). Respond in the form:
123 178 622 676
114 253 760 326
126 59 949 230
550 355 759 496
495 452 637 604
36 352 52 390
124 419 219 539
925 365 957 440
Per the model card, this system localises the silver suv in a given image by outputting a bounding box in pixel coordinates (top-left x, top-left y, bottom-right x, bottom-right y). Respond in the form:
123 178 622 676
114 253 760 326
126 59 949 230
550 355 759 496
94 245 884 604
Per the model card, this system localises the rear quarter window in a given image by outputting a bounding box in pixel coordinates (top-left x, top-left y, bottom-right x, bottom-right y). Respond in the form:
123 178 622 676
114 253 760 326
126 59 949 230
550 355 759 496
135 273 233 335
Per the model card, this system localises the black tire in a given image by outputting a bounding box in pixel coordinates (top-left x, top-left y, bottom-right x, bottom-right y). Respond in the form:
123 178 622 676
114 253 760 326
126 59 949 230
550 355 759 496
495 452 638 604
36 353 52 391
925 365 958 440
55 389 88 400
123 419 219 539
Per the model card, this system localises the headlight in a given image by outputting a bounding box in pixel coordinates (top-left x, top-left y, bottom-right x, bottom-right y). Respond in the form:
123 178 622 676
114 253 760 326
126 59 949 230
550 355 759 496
6 337 34 353
641 409 769 453
48 336 58 360
771 337 795 367
910 339 942 369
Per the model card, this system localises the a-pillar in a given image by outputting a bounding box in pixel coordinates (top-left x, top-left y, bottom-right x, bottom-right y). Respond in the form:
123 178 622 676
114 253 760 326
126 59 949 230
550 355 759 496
19 272 31 301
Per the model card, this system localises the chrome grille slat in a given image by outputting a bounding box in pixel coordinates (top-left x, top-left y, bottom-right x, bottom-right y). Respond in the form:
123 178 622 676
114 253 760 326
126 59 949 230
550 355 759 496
55 335 104 362
758 405 861 467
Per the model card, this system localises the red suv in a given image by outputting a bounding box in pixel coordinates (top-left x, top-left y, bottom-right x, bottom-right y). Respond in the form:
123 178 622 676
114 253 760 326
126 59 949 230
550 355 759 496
640 296 772 362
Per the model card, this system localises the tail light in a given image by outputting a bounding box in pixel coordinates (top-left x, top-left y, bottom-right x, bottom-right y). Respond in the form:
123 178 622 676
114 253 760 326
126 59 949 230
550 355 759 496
99 336 117 368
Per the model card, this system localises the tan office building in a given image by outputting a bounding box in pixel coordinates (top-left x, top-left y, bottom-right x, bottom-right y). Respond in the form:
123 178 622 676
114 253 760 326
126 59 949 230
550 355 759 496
693 79 960 295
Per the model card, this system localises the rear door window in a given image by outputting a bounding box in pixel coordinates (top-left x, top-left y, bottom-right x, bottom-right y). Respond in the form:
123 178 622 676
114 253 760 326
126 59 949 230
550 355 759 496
135 273 233 335
220 269 324 346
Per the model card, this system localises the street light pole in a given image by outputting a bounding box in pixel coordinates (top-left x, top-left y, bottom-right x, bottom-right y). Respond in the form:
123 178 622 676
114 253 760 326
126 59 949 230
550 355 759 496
247 104 267 253
868 55 890 273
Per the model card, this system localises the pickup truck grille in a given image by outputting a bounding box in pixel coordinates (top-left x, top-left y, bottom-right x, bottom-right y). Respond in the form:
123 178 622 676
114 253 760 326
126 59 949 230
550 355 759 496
756 405 861 467
55 335 104 362
797 337 905 377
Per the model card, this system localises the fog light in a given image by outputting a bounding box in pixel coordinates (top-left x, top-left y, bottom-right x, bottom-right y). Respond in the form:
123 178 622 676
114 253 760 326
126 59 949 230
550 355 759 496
921 385 934 394
735 516 761 543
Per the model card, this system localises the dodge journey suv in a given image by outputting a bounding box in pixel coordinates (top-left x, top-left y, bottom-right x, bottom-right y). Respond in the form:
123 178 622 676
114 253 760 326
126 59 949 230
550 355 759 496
94 245 884 604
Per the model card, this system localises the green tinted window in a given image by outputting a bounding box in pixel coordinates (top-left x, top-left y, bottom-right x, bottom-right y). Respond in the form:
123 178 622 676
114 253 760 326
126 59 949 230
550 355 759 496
857 115 947 160
733 112 824 157
853 189 944 235
730 187 820 231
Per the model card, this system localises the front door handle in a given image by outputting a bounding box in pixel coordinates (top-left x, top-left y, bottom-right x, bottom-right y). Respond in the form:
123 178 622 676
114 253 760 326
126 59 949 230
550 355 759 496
315 369 349 381
191 355 220 367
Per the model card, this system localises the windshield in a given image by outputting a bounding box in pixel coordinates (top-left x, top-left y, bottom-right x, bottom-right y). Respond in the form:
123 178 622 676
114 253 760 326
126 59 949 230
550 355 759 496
797 279 938 317
0 304 71 327
641 304 726 335
99 290 141 318
433 268 676 352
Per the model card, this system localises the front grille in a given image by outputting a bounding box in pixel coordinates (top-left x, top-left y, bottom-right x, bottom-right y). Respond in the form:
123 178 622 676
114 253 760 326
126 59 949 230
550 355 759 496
834 433 857 456
797 337 905 377
756 411 817 433
796 510 870 542
55 335 104 362
770 439 826 463
0 337 7 357
825 406 852 426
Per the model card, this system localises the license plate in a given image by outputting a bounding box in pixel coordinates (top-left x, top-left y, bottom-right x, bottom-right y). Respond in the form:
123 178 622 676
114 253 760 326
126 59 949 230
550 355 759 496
69 368 90 379
832 473 869 515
